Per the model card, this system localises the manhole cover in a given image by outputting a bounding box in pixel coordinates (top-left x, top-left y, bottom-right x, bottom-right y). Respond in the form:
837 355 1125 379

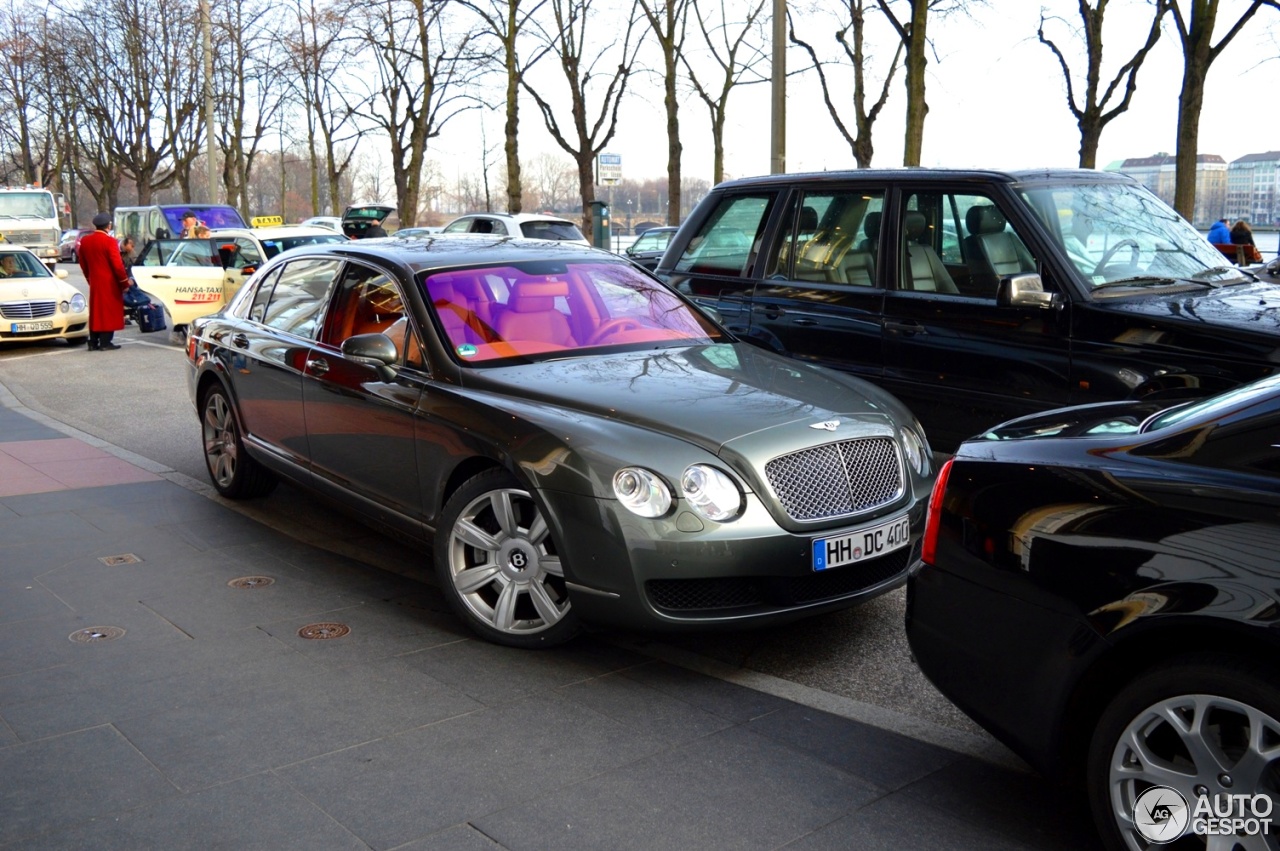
69 626 126 643
298 623 350 640
228 576 275 589
99 554 142 566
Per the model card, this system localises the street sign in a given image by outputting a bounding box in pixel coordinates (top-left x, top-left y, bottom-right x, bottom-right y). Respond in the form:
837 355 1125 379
597 152 622 186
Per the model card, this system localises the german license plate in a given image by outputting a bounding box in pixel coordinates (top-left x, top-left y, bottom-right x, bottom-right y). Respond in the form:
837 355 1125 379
11 321 53 333
813 515 911 571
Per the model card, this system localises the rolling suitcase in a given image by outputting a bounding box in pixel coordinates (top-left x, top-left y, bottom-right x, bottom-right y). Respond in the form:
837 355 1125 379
136 302 167 333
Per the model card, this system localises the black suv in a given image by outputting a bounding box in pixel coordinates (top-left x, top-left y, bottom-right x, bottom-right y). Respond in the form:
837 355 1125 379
658 168 1280 448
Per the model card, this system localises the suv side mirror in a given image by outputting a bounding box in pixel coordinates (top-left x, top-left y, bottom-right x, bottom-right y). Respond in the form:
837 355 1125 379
999 274 1056 309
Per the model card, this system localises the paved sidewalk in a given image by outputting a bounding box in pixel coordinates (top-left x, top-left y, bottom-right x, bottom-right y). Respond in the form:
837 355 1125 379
0 400 1102 850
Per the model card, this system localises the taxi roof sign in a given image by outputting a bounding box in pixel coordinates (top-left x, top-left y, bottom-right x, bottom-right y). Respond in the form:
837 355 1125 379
251 215 284 227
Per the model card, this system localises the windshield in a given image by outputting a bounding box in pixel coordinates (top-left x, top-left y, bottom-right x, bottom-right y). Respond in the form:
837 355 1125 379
161 206 246 232
423 260 723 364
1144 374 1280 432
0 249 52 277
1018 181 1237 288
0 192 55 219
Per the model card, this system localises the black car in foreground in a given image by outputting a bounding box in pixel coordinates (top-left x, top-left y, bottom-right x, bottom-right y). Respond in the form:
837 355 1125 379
907 375 1280 850
188 236 932 647
660 168 1280 450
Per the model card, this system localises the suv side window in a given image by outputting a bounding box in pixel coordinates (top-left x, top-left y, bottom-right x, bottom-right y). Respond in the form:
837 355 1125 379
898 191 1038 298
674 194 774 276
770 190 885 287
261 258 343 339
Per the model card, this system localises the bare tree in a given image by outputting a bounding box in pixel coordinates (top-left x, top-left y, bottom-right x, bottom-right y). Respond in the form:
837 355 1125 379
523 150 577 211
0 0 55 185
1038 1 1167 169
1167 0 1279 219
350 0 481 227
457 0 547 213
637 0 689 225
681 0 768 184
522 0 646 236
789 0 902 168
280 0 363 215
212 0 288 215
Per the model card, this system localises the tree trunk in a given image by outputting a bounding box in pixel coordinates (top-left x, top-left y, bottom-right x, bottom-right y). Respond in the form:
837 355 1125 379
504 5 522 214
664 41 681 225
902 0 928 166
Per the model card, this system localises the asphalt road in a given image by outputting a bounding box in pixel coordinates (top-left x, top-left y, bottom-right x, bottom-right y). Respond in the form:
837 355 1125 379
1 263 989 752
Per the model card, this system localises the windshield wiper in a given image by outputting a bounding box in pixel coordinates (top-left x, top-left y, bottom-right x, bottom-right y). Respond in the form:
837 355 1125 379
1191 265 1252 283
1091 276 1213 291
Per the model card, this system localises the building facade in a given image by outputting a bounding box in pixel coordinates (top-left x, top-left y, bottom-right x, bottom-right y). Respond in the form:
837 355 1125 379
1225 152 1280 227
1105 153 1228 227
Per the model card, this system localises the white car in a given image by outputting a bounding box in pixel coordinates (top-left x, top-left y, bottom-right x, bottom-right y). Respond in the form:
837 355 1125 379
299 216 342 232
130 225 349 332
442 212 589 245
0 245 88 344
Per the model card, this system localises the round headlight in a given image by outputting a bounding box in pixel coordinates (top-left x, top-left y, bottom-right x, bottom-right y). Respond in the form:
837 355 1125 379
681 464 743 522
899 426 931 476
70 293 86 313
613 467 672 518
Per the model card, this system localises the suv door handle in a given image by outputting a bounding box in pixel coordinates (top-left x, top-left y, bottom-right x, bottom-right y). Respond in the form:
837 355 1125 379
306 357 329 376
884 319 924 336
792 318 817 326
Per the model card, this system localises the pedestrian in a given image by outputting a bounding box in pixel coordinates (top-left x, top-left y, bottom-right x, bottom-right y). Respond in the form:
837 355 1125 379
178 210 200 238
1207 217 1231 244
361 216 388 238
78 212 132 351
1230 219 1256 247
118 235 137 272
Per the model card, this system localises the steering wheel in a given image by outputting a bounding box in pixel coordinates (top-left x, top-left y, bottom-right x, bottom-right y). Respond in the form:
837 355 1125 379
587 317 646 345
1092 239 1140 276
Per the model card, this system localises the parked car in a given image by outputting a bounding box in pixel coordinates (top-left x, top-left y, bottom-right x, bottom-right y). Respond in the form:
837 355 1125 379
130 225 348 335
623 225 677 271
0 245 88 345
187 236 933 647
443 212 589 246
907 375 1280 850
393 226 443 237
58 228 90 263
299 216 343 232
341 204 395 239
659 168 1280 450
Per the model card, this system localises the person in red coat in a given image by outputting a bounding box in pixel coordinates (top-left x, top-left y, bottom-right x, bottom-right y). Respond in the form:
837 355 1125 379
78 213 132 351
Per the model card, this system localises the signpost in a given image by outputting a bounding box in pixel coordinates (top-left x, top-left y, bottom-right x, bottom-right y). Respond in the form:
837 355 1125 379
597 153 622 186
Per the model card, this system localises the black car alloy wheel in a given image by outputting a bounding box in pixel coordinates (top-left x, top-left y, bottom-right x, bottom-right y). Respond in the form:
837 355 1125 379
1088 654 1280 851
201 385 277 499
435 469 579 648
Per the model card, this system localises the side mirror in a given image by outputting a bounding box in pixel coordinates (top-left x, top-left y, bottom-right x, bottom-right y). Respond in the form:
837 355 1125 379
624 244 637 256
55 269 68 279
240 266 257 276
999 273 1056 309
341 332 399 382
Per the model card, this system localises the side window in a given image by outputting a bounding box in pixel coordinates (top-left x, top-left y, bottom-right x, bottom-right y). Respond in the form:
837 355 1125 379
228 238 263 269
319 262 410 353
897 191 1038 298
442 218 470 234
248 267 282 323
260 258 342 339
168 240 218 267
674 193 774 276
773 190 885 287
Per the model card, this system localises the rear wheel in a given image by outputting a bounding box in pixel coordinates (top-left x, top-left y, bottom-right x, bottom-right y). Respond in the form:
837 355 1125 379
435 469 579 648
1087 654 1280 851
200 385 277 499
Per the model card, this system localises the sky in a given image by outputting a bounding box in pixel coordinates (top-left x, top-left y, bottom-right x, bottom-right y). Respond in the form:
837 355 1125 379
425 0 1279 189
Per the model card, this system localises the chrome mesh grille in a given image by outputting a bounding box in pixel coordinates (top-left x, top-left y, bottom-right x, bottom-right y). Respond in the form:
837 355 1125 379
764 437 903 521
1 300 56 319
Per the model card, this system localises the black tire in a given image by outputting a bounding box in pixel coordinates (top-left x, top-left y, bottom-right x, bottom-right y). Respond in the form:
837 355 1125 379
434 469 579 648
200 384 277 499
1087 653 1280 851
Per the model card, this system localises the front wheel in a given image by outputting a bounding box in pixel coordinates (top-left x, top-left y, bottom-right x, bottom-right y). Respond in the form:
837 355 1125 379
1087 654 1280 851
200 384 277 499
434 469 579 648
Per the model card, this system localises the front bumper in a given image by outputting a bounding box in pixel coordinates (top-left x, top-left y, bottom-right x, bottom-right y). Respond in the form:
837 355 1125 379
547 489 925 632
0 314 88 342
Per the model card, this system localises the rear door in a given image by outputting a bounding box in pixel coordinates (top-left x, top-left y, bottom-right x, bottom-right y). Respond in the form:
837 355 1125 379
131 238 227 327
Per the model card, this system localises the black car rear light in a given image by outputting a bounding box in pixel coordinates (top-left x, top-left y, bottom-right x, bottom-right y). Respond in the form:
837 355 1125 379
921 457 953 566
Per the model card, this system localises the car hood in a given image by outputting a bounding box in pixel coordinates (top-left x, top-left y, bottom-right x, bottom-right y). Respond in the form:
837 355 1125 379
0 277 73 302
463 343 904 455
1095 281 1280 337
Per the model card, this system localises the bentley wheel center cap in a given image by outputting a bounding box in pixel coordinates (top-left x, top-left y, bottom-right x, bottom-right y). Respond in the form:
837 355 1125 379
498 540 538 579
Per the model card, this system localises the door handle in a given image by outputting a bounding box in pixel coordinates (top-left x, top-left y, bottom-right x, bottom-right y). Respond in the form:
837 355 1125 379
306 357 329 376
884 320 924 336
152 274 171 279
762 306 782 320
231 333 249 348
793 318 817 326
